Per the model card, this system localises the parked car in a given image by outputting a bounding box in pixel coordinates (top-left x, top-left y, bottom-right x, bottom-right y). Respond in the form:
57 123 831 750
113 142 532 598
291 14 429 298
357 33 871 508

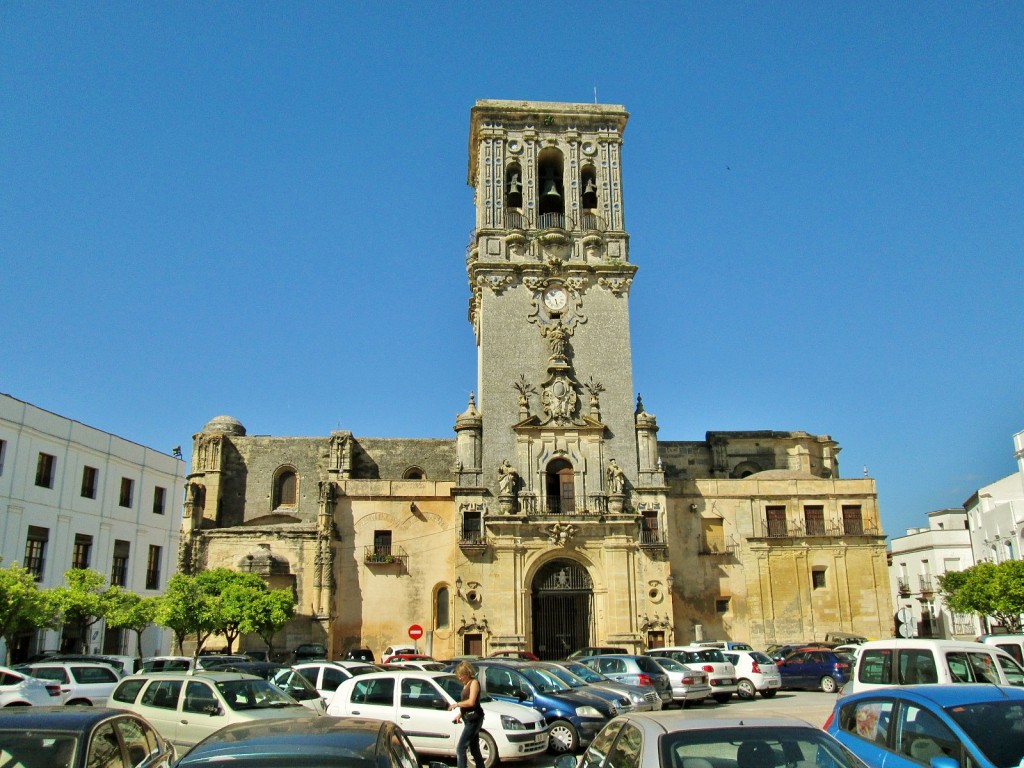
531 661 636 714
0 706 176 767
140 656 194 673
846 638 1024 695
199 660 326 712
641 654 712 707
293 660 382 703
646 646 738 703
472 659 612 753
14 661 121 706
579 710 865 768
575 655 673 707
0 664 62 705
107 670 318 749
766 642 830 662
697 641 754 651
723 649 781 699
825 683 1024 768
557 660 664 712
490 649 540 661
292 643 329 663
777 647 854 693
567 646 628 660
174 714 422 768
381 643 418 658
977 633 1024 665
44 654 140 676
325 668 548 768
194 654 251 669
344 647 376 663
382 660 447 671
382 653 436 664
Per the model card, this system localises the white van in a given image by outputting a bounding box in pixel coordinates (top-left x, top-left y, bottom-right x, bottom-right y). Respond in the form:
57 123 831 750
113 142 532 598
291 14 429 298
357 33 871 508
846 638 1024 694
979 634 1024 665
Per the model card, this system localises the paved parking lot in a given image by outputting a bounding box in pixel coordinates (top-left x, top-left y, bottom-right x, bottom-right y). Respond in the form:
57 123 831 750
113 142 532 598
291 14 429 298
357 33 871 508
432 690 839 768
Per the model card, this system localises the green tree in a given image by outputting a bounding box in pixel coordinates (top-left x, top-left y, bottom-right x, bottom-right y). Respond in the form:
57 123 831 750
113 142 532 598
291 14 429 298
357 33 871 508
49 569 111 653
155 573 220 660
239 588 295 659
939 561 1024 632
195 569 268 653
0 561 57 665
105 588 160 660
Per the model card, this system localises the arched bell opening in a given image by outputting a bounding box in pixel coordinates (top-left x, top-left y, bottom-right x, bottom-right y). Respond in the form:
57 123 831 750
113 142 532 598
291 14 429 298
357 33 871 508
537 148 565 225
505 162 523 209
580 164 598 210
545 458 575 514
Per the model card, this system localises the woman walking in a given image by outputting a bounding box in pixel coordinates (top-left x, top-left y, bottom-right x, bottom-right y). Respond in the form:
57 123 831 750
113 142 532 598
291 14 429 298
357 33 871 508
449 661 487 768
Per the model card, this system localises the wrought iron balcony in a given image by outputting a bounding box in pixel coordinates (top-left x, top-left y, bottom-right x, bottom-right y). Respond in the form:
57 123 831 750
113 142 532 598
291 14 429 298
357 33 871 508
364 545 408 568
919 575 935 595
897 577 911 596
517 494 614 517
458 532 488 554
638 529 666 549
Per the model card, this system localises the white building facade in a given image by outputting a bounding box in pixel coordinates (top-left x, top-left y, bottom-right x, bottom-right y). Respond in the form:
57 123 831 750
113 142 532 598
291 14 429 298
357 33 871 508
965 428 1024 566
0 393 184 661
889 508 978 639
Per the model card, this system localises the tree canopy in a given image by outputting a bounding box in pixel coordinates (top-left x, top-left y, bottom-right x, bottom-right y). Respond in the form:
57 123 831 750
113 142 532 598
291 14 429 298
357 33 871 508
939 560 1024 633
0 561 57 665
48 569 111 653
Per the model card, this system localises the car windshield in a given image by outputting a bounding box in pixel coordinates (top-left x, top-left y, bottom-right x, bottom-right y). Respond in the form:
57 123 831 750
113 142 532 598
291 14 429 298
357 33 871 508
693 648 726 663
271 668 320 699
0 732 78 766
216 679 301 711
434 674 493 703
661 726 861 768
565 663 606 683
544 665 586 687
947 700 1024 767
519 666 571 693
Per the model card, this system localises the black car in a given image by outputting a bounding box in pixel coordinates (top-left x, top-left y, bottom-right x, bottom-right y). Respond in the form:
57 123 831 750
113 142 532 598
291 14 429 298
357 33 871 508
344 647 376 663
292 643 329 663
0 705 175 768
174 715 424 768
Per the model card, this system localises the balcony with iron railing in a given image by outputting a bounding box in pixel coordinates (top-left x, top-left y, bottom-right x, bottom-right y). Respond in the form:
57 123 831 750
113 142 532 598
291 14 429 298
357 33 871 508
458 531 489 554
638 529 667 549
364 545 409 569
897 577 911 596
755 521 883 539
699 536 738 556
919 575 935 595
517 493 615 517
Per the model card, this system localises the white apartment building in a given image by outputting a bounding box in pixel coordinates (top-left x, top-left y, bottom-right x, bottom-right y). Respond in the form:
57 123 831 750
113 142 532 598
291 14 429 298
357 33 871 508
0 393 184 661
964 428 1024 566
889 508 978 639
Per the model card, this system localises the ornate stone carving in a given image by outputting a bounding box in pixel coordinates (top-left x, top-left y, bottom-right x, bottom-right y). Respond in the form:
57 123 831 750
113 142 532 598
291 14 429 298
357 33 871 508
477 273 515 294
541 373 578 425
583 376 605 420
546 522 578 546
598 276 632 296
512 375 536 419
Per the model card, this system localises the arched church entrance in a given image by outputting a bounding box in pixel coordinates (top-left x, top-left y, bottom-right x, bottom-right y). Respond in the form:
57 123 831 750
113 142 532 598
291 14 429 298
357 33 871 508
531 559 593 660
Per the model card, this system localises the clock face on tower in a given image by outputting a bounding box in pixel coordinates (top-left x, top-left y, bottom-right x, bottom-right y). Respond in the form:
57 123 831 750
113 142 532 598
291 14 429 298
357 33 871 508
542 285 568 312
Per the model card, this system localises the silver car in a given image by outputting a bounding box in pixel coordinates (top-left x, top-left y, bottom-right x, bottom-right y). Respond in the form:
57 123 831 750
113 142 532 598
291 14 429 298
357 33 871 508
559 660 663 711
645 654 712 707
577 655 673 706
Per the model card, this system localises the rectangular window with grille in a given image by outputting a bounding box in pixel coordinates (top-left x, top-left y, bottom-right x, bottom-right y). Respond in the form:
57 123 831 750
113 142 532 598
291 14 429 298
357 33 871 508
842 505 864 535
766 506 787 537
640 511 661 545
804 505 826 536
152 486 166 515
24 526 48 580
372 530 392 560
81 466 98 499
461 511 482 543
119 477 134 508
35 453 56 488
812 567 827 589
111 540 130 587
145 545 162 590
72 534 93 570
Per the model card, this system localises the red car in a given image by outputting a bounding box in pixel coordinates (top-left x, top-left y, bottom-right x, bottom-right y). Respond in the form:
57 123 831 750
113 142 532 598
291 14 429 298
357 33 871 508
488 649 540 661
382 653 435 664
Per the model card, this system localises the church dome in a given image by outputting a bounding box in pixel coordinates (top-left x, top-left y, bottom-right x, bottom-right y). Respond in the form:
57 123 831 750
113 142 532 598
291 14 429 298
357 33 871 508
202 415 247 435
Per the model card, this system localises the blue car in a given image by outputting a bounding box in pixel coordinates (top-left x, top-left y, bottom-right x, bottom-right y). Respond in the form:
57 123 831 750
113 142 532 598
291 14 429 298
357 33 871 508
472 660 611 754
777 648 854 693
825 684 1024 768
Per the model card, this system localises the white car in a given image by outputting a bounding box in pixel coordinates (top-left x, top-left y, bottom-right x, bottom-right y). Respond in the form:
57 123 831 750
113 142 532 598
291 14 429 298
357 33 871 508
13 661 120 706
0 665 62 706
108 671 318 749
723 650 782 699
293 660 381 703
326 669 548 768
647 647 738 703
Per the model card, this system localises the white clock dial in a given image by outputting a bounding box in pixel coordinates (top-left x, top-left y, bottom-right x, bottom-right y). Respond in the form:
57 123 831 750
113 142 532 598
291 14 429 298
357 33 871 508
543 287 568 311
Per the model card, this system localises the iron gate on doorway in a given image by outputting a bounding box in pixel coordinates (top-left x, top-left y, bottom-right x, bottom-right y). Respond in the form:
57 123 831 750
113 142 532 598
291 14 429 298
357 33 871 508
532 559 594 660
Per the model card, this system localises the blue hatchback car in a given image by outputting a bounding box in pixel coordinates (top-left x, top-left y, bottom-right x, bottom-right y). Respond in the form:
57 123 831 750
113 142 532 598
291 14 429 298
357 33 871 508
777 648 854 693
825 684 1024 768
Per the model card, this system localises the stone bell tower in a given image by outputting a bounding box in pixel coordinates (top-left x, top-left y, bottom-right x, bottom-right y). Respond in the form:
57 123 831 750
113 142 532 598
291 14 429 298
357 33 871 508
463 100 650 514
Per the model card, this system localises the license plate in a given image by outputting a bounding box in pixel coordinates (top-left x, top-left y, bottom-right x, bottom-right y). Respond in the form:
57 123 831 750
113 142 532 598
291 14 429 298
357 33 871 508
720 679 734 685
767 679 780 687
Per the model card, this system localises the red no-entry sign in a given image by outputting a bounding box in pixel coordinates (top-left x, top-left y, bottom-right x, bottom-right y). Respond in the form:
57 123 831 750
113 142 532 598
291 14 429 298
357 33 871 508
408 624 424 640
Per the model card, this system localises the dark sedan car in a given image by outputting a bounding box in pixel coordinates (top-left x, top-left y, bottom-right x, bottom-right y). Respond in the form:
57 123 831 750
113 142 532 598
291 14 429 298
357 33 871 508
777 648 854 692
0 706 175 768
173 715 424 768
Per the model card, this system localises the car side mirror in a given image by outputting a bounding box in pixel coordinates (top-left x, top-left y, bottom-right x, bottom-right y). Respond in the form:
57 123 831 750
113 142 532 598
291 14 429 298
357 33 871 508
554 756 577 768
432 700 448 710
204 703 223 716
516 691 529 702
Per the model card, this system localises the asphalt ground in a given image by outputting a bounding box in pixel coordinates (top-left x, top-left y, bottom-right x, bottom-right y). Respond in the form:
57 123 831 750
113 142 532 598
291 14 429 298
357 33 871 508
430 690 840 768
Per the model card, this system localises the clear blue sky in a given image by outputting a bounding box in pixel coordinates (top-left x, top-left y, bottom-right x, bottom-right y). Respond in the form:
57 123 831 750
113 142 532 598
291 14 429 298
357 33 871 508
3 3 1021 539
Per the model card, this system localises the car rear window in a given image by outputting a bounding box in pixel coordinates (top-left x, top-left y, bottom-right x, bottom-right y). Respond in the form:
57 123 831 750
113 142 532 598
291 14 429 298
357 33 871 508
750 652 774 664
635 656 665 674
72 665 118 683
694 649 726 663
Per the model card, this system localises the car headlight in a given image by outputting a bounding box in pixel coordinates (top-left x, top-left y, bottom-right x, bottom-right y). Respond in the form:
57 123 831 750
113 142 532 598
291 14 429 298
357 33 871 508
500 715 529 730
629 691 646 703
576 705 602 717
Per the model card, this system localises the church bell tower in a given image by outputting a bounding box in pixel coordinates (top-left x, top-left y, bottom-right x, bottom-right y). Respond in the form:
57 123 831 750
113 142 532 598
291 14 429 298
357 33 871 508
461 100 655 515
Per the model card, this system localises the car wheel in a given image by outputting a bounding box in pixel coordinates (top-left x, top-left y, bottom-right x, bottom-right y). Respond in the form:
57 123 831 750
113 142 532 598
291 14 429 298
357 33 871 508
478 730 499 768
547 720 580 754
820 676 838 693
713 693 731 704
760 689 777 698
736 679 756 700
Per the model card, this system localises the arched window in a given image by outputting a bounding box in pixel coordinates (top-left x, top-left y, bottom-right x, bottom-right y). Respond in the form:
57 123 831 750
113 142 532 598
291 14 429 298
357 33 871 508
274 468 297 507
435 586 450 630
505 163 523 209
580 165 598 210
403 466 425 480
537 148 564 225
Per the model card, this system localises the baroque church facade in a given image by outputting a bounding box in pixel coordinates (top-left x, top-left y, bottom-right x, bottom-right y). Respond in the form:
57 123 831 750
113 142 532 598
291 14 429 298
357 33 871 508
180 100 893 660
